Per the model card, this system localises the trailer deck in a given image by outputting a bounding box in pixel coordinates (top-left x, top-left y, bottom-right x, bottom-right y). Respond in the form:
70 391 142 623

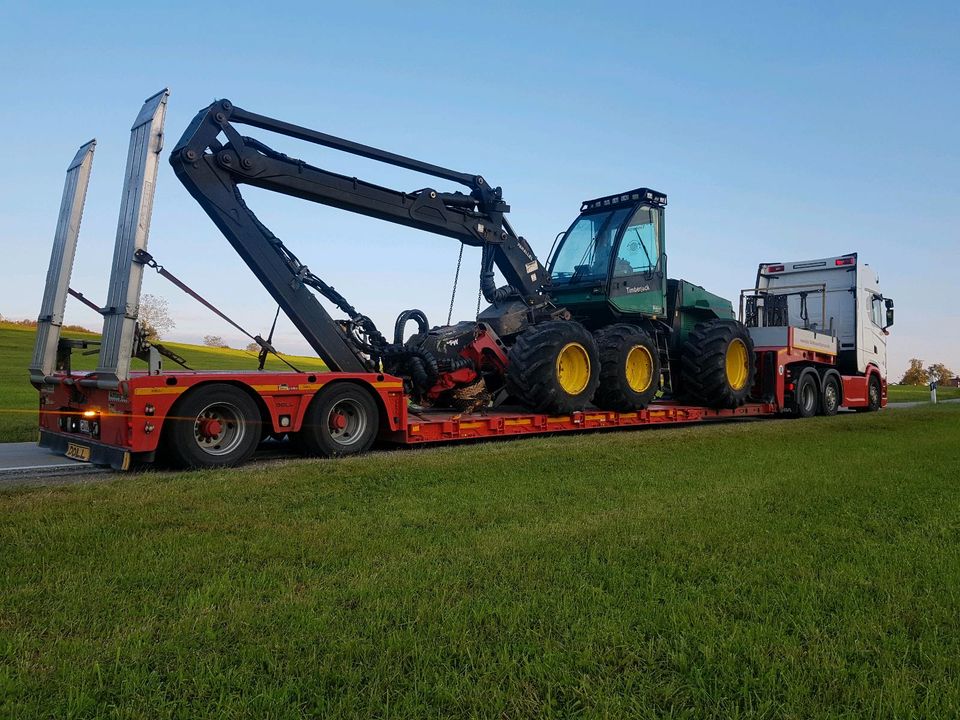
37 368 788 470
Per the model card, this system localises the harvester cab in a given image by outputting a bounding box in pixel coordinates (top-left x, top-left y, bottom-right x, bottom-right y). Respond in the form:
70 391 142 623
548 189 668 322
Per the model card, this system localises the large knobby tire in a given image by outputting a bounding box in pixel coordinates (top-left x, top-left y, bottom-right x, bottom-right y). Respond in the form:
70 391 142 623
793 372 819 418
593 324 661 411
161 384 261 468
819 374 841 416
506 320 600 414
680 319 756 409
295 383 379 457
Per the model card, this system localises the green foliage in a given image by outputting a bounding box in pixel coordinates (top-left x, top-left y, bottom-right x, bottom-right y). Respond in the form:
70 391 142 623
138 294 174 340
0 323 327 442
2 406 960 717
927 363 955 385
202 334 228 348
899 358 928 385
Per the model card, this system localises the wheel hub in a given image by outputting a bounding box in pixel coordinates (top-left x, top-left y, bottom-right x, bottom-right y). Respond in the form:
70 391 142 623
725 339 749 390
625 345 654 393
556 342 591 395
198 418 223 439
330 412 348 431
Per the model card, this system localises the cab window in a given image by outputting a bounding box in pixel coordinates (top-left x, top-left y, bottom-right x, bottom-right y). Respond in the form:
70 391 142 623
870 295 885 327
550 207 631 284
614 207 660 277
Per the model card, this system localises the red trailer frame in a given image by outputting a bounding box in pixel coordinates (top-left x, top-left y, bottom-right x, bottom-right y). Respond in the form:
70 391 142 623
37 324 886 471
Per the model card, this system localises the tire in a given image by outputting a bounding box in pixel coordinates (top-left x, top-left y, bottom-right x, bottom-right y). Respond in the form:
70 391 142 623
861 374 882 412
819 374 841 416
295 383 379 457
506 320 600 414
593 324 661 411
679 319 756 408
793 372 819 418
162 384 261 468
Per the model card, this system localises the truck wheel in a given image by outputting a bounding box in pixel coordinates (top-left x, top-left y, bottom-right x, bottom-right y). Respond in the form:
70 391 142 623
793 372 819 418
856 375 882 412
820 375 841 416
295 383 379 457
506 320 600 414
680 319 755 408
592 324 660 411
162 384 261 468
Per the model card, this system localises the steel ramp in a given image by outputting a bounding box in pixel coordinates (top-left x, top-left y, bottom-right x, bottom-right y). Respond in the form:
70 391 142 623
94 89 169 386
29 140 97 384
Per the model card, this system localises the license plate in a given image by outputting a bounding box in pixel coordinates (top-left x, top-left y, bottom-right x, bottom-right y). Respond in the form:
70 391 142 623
65 442 91 462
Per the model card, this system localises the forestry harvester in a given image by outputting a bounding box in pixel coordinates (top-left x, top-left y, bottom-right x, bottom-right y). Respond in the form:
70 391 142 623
30 90 893 468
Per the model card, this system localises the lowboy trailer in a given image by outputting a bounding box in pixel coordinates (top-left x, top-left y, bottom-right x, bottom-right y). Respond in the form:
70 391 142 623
31 91 893 470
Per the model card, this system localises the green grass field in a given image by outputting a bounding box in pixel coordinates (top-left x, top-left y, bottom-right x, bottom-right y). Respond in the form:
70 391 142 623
0 323 327 443
888 383 960 402
2 404 959 717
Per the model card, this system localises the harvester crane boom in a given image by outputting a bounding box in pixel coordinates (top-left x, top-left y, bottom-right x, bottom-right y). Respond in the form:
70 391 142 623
170 99 547 372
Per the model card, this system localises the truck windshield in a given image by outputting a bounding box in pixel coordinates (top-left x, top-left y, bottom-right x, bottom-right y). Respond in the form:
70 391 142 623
550 207 631 285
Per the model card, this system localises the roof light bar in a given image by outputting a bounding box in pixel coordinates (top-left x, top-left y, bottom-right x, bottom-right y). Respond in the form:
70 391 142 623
580 187 667 212
835 257 856 266
765 264 785 273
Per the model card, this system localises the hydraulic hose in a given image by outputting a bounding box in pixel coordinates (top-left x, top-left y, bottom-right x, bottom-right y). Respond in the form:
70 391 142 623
479 247 519 304
394 309 429 344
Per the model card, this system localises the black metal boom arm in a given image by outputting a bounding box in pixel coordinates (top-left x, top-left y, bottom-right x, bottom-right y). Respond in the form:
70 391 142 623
170 99 546 371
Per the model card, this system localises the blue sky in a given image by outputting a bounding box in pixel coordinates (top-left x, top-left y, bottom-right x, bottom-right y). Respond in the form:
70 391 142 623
1 1 957 377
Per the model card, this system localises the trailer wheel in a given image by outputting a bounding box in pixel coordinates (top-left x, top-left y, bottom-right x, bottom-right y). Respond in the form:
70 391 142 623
162 384 261 468
793 372 819 418
679 319 755 408
820 374 841 416
592 324 661 411
506 320 600 414
295 383 379 457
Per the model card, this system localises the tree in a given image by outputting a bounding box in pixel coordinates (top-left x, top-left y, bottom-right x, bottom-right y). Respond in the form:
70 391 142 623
245 341 261 353
138 294 174 340
927 363 955 385
899 358 928 386
203 335 229 348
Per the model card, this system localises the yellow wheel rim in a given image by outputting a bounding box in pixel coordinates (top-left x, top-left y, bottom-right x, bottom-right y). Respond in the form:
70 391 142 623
625 345 654 393
726 338 750 390
556 342 591 395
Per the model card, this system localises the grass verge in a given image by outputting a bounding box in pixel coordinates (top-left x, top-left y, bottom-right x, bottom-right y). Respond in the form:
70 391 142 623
2 405 959 717
888 384 960 402
0 323 326 443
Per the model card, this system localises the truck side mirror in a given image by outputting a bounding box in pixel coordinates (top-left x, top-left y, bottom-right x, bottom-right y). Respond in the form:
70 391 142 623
884 298 894 328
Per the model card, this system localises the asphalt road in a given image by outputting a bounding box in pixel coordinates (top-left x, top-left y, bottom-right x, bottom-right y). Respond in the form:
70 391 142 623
0 439 299 490
0 442 102 477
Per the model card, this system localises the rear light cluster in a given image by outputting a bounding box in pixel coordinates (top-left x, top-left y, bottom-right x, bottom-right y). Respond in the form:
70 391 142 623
58 410 101 438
